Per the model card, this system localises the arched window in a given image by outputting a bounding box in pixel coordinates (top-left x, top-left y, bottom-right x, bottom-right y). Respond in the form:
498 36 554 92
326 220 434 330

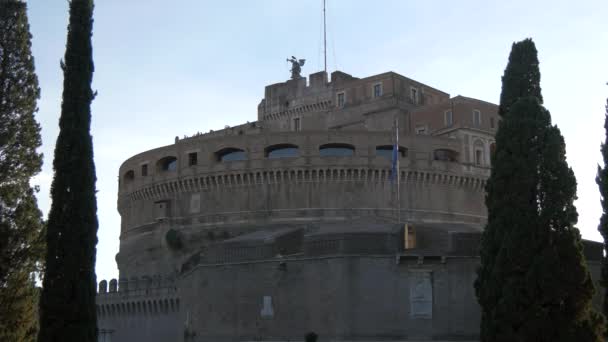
123 170 135 182
376 145 407 159
433 149 458 162
265 144 299 159
319 143 355 157
215 147 246 162
157 156 177 172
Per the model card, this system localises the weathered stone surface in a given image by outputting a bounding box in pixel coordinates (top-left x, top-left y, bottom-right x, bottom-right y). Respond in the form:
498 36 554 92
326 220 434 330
96 69 603 341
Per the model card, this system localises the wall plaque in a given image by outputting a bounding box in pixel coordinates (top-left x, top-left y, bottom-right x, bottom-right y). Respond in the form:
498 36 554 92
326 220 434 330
260 295 274 318
190 193 201 214
409 270 433 319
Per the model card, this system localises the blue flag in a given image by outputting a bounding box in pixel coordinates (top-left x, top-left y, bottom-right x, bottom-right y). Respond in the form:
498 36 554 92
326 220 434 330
391 141 398 183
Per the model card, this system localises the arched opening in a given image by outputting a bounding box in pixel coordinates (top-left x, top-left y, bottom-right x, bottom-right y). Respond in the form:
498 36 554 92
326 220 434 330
157 156 177 172
215 147 246 162
433 149 458 162
265 144 299 159
376 145 407 159
123 170 135 183
319 143 355 157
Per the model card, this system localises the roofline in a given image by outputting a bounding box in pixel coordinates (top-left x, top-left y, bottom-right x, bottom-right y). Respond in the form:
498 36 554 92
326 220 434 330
452 95 498 107
354 71 450 97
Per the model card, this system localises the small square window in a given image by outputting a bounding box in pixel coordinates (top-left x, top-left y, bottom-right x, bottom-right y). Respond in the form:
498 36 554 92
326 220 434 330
373 83 382 98
188 152 198 166
337 92 345 108
293 117 301 131
473 110 482 126
444 110 453 127
141 164 148 176
415 126 427 135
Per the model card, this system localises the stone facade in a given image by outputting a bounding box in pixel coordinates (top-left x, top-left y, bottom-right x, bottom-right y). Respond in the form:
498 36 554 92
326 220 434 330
96 70 603 342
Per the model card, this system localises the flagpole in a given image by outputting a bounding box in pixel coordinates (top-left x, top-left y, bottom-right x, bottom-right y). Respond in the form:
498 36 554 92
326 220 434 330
396 117 400 224
323 0 327 75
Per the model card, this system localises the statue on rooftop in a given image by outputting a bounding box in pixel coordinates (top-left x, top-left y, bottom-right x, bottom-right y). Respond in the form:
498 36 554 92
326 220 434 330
287 56 306 79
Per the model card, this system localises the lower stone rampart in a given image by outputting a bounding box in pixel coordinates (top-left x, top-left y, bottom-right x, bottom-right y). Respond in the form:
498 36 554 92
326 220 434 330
96 276 180 342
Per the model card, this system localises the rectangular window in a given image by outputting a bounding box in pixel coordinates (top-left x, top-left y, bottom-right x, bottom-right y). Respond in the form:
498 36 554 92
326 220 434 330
293 117 301 131
373 83 382 98
490 117 495 129
337 92 345 108
410 87 419 104
475 149 483 166
188 152 198 166
154 200 170 220
473 110 482 126
415 126 427 135
141 164 148 176
444 110 453 127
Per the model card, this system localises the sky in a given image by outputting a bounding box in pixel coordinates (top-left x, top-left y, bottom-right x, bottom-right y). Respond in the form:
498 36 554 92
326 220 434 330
25 0 608 282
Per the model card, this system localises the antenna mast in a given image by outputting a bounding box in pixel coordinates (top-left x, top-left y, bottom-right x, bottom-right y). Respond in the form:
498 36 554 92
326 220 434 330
323 0 327 74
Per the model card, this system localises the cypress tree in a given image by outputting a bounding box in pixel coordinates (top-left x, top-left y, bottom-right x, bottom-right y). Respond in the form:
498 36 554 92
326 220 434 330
0 0 45 340
498 38 543 116
37 0 98 341
597 96 608 320
475 39 604 341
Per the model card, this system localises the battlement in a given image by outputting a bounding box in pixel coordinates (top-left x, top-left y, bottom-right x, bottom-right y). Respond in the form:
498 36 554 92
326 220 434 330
96 275 181 341
257 70 450 123
178 120 263 143
96 275 177 298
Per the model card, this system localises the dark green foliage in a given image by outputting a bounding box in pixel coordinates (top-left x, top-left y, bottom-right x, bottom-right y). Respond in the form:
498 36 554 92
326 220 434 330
0 272 40 341
475 39 604 342
477 97 604 341
597 97 608 320
305 332 318 342
498 38 543 116
0 1 45 340
476 40 604 341
38 0 98 341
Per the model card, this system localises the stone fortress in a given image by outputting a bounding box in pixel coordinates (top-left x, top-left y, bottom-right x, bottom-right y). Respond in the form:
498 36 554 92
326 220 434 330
95 66 603 342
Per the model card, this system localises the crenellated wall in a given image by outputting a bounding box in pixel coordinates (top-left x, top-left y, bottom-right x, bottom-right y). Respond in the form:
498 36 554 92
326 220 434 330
96 276 180 342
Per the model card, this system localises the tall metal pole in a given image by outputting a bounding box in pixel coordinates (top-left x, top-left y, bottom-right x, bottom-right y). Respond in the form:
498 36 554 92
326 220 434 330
396 117 401 224
323 0 327 75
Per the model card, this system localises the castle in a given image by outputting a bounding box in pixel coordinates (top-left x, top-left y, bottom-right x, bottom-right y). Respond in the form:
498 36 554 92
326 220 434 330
95 68 603 342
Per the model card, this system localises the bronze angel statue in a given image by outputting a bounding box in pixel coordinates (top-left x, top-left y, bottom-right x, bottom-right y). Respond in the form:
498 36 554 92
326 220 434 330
287 56 306 79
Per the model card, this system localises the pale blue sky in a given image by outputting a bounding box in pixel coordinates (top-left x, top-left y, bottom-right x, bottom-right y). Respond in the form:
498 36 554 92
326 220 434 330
26 0 608 281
